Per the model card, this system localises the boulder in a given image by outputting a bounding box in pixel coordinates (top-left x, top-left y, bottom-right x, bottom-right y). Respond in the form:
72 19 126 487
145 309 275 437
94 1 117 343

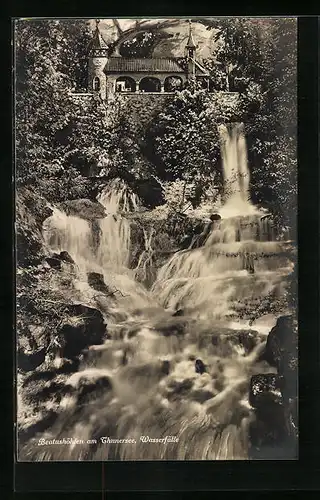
87 272 112 295
58 251 75 264
60 305 106 359
45 251 75 271
45 256 62 270
263 315 298 407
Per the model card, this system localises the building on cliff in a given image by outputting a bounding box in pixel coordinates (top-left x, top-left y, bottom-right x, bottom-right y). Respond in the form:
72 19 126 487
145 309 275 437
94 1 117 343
87 19 211 101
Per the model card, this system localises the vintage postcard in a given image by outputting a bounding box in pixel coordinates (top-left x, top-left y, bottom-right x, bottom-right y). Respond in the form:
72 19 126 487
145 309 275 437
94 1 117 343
15 17 297 461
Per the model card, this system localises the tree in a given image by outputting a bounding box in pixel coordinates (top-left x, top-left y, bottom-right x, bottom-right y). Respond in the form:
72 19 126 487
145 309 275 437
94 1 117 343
144 87 222 207
201 18 297 229
15 19 117 202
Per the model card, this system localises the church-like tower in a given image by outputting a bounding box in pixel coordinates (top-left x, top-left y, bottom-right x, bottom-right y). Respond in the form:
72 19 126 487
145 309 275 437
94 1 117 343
186 20 197 81
87 20 109 100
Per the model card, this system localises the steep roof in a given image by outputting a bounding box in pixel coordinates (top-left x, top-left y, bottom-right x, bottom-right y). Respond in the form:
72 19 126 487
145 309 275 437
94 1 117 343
105 57 185 73
186 29 197 49
88 21 109 51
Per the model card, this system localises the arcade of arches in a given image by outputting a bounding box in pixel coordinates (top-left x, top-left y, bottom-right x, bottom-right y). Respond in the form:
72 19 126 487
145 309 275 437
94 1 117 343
115 75 185 93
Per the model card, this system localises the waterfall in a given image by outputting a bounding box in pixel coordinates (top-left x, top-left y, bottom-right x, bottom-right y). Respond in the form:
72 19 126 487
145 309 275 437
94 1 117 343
218 122 258 219
20 132 292 462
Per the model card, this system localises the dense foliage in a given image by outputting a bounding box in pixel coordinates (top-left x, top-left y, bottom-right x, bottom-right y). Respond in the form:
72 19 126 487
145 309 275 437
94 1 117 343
15 20 115 201
15 18 297 230
143 87 223 208
202 17 297 229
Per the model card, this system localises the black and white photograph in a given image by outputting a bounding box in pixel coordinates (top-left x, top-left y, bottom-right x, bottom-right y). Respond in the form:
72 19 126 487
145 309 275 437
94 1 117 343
15 17 298 462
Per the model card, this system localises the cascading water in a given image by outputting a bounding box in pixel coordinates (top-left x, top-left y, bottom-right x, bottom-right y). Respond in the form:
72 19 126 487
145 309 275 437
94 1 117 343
218 122 259 218
21 124 293 462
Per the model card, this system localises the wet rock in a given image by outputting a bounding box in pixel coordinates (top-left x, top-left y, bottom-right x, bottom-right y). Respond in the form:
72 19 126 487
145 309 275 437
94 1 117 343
77 375 113 405
59 199 106 221
60 305 106 359
248 316 298 459
45 256 62 270
58 251 75 264
264 316 297 381
17 346 47 372
195 359 206 374
87 272 112 295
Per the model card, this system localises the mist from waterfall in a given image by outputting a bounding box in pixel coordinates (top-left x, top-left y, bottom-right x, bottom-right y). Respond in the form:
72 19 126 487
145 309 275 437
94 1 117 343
20 125 292 462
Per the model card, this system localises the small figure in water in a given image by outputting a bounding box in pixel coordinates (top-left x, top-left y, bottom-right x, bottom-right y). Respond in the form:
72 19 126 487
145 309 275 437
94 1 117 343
195 359 206 374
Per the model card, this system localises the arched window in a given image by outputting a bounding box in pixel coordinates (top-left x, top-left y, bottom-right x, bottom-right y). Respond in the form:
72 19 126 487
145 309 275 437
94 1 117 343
115 76 136 93
164 76 183 92
93 76 101 91
139 77 161 93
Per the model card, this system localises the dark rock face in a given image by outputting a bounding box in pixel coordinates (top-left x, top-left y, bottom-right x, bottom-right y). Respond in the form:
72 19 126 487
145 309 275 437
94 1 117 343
45 251 75 269
59 199 106 221
87 272 112 295
45 256 62 270
58 251 75 264
17 346 47 372
249 315 298 459
60 305 106 359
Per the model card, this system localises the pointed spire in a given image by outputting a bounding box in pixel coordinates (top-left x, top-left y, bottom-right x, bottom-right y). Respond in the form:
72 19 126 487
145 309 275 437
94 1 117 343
89 18 109 51
186 19 196 50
